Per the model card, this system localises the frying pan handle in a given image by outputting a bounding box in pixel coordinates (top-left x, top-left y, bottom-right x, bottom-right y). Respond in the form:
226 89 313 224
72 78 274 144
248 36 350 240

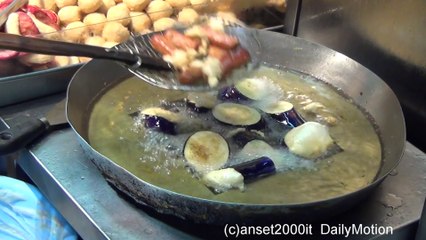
0 116 49 156
0 33 139 64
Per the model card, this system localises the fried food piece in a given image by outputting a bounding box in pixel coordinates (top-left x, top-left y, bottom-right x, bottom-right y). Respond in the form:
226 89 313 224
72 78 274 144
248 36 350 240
153 17 176 31
123 0 150 11
129 11 151 33
107 3 131 26
83 13 106 35
177 7 198 25
58 6 81 25
102 21 130 42
146 0 173 21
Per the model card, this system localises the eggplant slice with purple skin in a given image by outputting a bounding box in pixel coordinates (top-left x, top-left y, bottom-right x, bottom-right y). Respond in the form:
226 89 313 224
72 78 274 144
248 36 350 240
217 85 250 102
230 130 265 148
185 92 217 113
217 78 273 102
233 156 276 181
212 102 264 129
261 101 305 128
201 157 276 194
139 107 182 135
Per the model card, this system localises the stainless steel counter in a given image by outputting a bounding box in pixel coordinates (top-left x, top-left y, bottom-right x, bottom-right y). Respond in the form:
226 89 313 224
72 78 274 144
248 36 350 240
1 94 425 239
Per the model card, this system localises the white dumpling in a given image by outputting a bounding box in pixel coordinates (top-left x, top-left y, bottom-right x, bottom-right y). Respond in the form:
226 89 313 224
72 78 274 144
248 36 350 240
202 168 244 193
284 121 334 159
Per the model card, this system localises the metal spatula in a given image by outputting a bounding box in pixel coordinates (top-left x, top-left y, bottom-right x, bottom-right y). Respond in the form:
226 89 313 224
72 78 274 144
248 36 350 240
0 25 261 91
115 25 261 91
0 32 173 70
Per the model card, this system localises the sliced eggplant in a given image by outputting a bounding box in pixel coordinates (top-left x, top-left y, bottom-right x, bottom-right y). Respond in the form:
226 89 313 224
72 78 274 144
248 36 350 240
186 91 217 113
184 131 229 172
217 85 249 102
233 156 276 181
140 107 182 135
239 140 275 159
201 168 244 194
262 101 305 128
159 99 187 112
283 121 335 159
217 78 273 102
212 103 262 128
231 130 265 148
234 78 270 101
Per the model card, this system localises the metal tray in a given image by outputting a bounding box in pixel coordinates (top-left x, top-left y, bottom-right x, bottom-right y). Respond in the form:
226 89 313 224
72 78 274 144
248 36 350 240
0 63 82 107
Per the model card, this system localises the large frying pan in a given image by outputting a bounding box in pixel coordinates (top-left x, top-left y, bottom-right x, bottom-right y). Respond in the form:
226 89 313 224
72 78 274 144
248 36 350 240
66 29 406 224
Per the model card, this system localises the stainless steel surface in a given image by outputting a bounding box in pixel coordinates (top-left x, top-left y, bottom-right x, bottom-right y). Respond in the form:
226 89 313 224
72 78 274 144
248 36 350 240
282 0 301 35
66 27 405 223
16 128 426 239
0 63 80 107
296 0 426 151
0 95 423 239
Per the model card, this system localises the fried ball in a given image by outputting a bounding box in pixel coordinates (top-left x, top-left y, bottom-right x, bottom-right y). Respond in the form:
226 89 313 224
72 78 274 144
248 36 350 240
58 6 82 25
85 36 106 46
98 0 116 13
55 0 76 8
107 3 131 26
114 0 122 2
189 0 207 11
30 0 58 11
146 0 173 22
123 0 150 11
129 12 152 33
78 0 102 14
83 13 107 35
165 0 189 9
103 41 120 48
63 21 89 43
102 22 130 42
153 17 176 31
177 7 198 25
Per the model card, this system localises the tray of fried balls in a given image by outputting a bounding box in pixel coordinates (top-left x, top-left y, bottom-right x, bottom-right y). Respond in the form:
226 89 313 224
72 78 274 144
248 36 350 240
0 0 286 77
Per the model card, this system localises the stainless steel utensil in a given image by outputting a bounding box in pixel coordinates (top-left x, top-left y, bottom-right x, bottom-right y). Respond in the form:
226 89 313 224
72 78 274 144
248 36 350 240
0 32 172 70
0 24 260 91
